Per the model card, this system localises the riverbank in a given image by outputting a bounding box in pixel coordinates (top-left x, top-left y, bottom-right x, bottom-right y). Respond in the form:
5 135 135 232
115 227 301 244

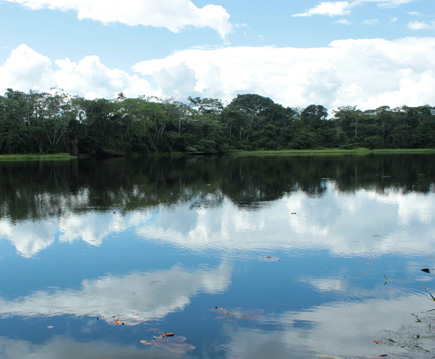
229 148 435 156
0 153 77 161
1 148 435 161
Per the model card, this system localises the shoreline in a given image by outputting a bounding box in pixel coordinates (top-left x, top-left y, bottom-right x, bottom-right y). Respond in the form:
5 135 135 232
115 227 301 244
1 148 435 161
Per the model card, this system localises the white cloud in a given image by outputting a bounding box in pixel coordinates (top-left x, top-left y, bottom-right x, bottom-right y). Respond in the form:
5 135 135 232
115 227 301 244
294 0 415 17
0 45 152 99
294 1 353 17
335 19 353 25
0 44 53 91
373 0 416 7
2 38 435 109
362 18 380 25
6 0 233 39
134 37 435 109
409 21 435 30
54 56 152 99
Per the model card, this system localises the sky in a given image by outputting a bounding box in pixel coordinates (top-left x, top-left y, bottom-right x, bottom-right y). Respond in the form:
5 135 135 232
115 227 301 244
0 0 435 110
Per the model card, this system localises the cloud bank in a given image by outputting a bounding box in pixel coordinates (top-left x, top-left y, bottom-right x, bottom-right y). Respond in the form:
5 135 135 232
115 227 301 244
6 0 233 39
1 38 435 109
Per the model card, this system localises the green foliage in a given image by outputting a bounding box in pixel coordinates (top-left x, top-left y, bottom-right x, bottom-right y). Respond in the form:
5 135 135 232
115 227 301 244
1 89 434 156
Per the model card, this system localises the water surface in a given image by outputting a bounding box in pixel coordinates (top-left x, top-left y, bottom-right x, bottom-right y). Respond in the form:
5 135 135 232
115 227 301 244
0 154 434 358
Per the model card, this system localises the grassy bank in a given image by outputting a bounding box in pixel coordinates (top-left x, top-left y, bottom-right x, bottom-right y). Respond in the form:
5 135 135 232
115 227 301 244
0 153 77 161
229 148 435 156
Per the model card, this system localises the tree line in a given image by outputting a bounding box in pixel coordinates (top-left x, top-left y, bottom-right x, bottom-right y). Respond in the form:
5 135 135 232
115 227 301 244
1 88 434 156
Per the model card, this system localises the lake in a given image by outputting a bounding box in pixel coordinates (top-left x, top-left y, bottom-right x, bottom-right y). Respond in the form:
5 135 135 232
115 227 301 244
0 154 434 359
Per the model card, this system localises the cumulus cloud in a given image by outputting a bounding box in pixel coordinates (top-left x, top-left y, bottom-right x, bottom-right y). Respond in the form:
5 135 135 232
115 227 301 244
134 37 435 109
54 56 152 99
6 0 233 39
0 44 53 91
0 45 152 99
2 38 435 109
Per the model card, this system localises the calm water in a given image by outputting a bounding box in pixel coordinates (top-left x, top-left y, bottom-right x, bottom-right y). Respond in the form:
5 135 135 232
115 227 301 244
0 154 434 359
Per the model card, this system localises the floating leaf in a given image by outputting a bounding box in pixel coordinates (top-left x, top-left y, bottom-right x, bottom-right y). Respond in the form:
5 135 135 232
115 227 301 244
153 335 186 344
373 340 384 345
150 333 196 353
140 340 152 345
421 268 431 273
47 326 54 329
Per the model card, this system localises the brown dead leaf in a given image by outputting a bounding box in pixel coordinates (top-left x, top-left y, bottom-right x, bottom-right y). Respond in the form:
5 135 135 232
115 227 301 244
373 340 384 345
114 319 125 325
140 340 153 345
162 333 175 337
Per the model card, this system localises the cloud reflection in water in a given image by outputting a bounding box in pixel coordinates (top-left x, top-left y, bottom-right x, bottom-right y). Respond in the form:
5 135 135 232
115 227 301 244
0 185 434 258
0 262 231 324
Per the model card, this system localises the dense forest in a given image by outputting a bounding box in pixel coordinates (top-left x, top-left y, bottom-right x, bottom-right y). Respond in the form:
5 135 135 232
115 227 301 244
1 88 434 156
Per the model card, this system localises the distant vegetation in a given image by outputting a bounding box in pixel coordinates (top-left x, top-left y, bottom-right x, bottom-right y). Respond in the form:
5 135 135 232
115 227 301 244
1 88 434 156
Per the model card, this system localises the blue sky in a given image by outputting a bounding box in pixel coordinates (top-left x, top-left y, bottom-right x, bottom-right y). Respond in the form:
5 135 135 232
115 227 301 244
0 0 435 109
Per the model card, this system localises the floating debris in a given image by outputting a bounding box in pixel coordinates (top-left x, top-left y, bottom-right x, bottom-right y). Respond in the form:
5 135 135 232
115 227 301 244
211 307 265 321
258 256 280 262
140 332 196 353
96 314 144 326
421 268 431 273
